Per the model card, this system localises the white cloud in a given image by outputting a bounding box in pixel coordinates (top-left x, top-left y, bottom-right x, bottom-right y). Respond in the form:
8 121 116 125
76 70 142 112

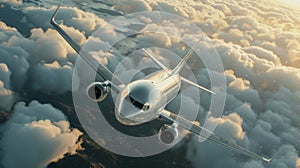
30 61 73 94
209 113 246 141
0 64 14 110
0 81 14 111
1 101 83 168
243 46 281 66
0 1 299 168
109 2 300 165
0 63 11 89
0 16 85 166
0 22 30 90
0 0 22 5
111 0 152 13
24 6 108 36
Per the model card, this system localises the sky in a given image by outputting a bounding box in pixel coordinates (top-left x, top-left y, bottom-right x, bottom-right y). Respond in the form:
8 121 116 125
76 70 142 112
0 0 299 168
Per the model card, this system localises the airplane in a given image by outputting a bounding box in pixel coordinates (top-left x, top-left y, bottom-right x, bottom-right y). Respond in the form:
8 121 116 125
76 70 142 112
50 5 272 163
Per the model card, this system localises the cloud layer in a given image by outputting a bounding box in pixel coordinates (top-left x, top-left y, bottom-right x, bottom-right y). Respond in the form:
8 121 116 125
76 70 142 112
99 0 300 167
1 101 83 168
0 0 299 167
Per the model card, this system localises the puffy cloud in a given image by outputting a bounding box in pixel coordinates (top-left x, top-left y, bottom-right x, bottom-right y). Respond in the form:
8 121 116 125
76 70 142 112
208 113 246 141
186 113 249 168
226 70 263 112
29 61 73 94
156 1 189 18
0 24 76 94
0 22 30 90
0 0 22 5
180 1 300 167
269 145 299 168
243 46 281 66
1 101 83 168
8 26 85 64
103 2 299 166
0 22 21 42
0 81 14 111
111 0 152 13
0 64 14 110
23 6 108 36
0 15 85 93
137 32 173 48
28 28 71 63
0 6 86 167
0 43 30 90
0 63 11 89
0 0 299 168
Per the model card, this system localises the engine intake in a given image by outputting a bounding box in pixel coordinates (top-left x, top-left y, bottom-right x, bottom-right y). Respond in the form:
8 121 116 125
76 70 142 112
158 125 178 145
86 81 111 102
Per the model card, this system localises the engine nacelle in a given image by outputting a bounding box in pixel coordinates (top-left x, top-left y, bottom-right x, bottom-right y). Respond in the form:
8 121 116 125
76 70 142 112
86 81 111 102
158 125 179 145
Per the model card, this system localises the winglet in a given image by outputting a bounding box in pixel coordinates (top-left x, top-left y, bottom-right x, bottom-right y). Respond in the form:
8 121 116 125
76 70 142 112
263 157 272 163
49 4 124 90
50 4 61 24
160 109 272 164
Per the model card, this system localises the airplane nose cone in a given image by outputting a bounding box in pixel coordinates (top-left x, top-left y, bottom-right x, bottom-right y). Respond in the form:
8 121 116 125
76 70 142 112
116 99 156 125
119 99 139 117
115 98 144 125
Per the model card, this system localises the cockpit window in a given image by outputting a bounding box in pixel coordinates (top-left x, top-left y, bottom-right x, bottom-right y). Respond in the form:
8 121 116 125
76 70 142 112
128 96 150 111
129 96 144 109
142 104 150 111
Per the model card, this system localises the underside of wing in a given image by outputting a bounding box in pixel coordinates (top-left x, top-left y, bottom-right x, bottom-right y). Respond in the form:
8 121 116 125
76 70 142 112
159 109 272 163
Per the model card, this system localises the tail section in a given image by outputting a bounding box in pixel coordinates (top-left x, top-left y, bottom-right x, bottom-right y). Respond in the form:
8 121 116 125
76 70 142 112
142 48 168 70
142 41 215 95
170 40 215 94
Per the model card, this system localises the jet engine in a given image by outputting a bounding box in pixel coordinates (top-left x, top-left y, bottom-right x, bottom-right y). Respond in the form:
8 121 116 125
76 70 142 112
158 124 179 145
86 81 111 102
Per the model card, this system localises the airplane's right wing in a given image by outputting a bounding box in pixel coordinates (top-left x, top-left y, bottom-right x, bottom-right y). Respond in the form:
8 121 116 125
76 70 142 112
160 109 272 163
50 5 124 92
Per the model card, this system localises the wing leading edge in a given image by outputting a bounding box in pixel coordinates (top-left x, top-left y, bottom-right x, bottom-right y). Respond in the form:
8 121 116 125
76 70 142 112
50 5 124 92
160 109 272 163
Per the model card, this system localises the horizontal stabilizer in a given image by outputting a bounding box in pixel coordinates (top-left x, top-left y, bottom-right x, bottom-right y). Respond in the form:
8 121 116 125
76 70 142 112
142 48 168 70
170 40 200 76
181 77 215 95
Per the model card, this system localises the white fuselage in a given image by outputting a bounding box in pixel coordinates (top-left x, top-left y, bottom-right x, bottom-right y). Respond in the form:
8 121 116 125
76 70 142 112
115 70 181 125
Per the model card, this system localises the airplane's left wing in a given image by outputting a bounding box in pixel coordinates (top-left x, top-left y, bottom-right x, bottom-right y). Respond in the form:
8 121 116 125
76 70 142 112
159 109 272 163
50 5 124 92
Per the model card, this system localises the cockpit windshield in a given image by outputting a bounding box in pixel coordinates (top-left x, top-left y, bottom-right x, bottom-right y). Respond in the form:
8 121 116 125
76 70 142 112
128 95 150 111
